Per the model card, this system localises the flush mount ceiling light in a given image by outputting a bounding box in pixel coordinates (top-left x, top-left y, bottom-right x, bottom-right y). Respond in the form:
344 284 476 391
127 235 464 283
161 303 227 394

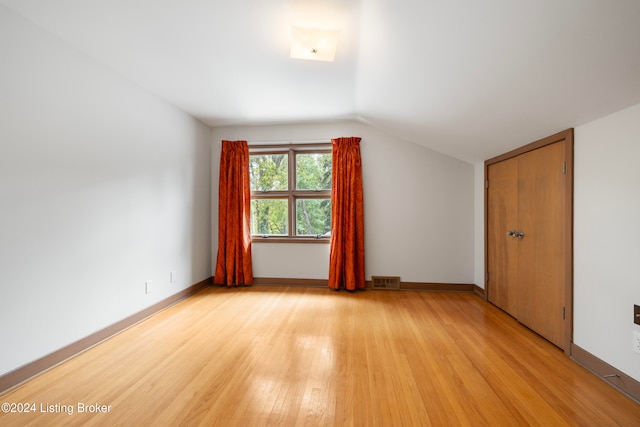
290 26 341 62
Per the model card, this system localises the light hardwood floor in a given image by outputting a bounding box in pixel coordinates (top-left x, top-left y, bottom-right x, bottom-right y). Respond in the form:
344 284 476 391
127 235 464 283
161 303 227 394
1 286 639 426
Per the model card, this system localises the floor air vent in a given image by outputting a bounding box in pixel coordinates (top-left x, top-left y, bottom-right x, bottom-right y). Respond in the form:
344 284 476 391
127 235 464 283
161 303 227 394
372 276 400 290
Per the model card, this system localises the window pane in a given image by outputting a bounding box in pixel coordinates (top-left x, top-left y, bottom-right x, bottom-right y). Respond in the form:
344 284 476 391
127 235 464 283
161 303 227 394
251 199 288 235
296 199 332 236
296 153 331 190
249 154 288 191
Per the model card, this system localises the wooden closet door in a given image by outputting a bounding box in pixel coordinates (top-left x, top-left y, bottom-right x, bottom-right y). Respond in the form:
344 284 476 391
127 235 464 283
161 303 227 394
486 130 572 352
487 158 519 317
517 141 566 348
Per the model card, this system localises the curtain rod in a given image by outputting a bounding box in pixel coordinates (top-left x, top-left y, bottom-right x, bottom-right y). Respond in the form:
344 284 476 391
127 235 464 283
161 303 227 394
248 139 331 146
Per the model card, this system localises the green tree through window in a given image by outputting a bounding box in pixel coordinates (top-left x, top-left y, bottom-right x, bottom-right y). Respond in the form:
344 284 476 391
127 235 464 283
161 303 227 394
249 145 331 240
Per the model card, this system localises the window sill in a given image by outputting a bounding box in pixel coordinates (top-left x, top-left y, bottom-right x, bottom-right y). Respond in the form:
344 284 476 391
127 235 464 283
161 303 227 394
251 237 331 244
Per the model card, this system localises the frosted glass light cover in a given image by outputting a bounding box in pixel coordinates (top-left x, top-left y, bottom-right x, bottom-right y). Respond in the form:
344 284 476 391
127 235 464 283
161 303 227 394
290 26 340 62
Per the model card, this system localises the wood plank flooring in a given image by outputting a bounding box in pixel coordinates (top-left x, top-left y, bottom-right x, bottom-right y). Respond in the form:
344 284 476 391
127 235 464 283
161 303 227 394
1 286 638 426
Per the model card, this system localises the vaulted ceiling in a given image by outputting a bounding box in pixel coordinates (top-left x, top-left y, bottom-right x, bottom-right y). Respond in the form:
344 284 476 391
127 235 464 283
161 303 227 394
2 0 639 163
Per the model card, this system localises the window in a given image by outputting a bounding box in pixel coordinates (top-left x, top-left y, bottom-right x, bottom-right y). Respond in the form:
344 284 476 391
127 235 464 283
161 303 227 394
249 143 332 242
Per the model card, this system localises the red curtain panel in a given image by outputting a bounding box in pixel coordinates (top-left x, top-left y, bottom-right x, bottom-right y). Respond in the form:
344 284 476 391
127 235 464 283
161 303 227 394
214 140 253 286
329 137 365 291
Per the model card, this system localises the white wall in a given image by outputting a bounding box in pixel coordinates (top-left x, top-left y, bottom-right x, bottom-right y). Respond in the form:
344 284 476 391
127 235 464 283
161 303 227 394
211 121 474 283
0 6 211 376
473 163 486 289
574 102 640 381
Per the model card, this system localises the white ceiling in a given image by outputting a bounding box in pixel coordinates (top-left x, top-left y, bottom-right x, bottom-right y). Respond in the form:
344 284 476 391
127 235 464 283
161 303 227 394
2 0 640 163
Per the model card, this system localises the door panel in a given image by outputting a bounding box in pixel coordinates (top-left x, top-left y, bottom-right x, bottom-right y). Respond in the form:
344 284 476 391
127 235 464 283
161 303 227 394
487 158 518 317
517 141 566 348
486 136 569 351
